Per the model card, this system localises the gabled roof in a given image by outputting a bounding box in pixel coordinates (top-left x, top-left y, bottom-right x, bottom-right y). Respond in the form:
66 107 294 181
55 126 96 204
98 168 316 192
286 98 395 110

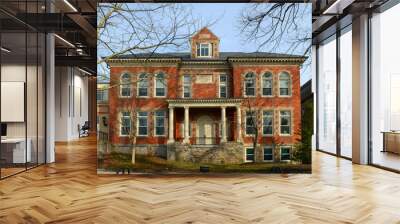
191 27 219 41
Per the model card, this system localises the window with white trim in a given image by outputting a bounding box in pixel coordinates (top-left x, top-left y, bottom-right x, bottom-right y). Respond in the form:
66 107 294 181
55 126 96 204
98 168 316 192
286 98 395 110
219 74 228 98
137 111 148 136
280 146 291 160
262 111 273 135
245 148 255 162
120 111 131 136
244 72 256 96
245 111 256 135
262 72 273 96
138 73 148 97
120 73 131 97
154 111 165 136
155 73 166 97
183 75 191 98
196 43 211 57
279 72 291 96
280 110 291 135
263 146 273 161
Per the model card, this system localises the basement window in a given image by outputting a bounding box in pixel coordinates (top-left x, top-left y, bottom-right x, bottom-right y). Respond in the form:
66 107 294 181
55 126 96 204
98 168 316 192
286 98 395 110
245 148 255 162
280 146 291 161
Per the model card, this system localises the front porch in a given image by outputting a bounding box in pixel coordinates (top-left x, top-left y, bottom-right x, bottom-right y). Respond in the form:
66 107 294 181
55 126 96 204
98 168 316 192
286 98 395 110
166 99 243 145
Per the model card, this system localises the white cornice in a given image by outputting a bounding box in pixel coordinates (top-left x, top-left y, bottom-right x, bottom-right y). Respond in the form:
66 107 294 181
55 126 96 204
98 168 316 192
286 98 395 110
167 98 242 108
106 56 307 67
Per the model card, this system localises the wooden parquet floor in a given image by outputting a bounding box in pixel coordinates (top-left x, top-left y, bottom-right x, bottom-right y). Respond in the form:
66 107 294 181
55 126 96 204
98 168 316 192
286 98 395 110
1 136 400 224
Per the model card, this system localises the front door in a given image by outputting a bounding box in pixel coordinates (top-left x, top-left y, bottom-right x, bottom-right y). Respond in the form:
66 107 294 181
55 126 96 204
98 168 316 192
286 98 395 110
197 115 214 144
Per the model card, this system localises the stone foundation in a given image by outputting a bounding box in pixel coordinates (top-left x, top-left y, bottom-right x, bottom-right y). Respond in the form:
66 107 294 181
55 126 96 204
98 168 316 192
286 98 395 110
112 143 293 164
167 142 244 164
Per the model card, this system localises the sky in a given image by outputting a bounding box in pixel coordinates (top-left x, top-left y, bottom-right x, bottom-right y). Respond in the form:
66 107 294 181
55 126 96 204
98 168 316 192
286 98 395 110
173 4 259 53
98 3 312 84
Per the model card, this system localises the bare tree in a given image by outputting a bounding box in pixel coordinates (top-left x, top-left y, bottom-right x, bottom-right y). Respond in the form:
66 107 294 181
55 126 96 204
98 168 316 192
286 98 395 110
240 3 311 163
239 3 312 69
244 98 281 162
97 3 206 81
111 65 169 164
244 99 262 159
97 3 210 165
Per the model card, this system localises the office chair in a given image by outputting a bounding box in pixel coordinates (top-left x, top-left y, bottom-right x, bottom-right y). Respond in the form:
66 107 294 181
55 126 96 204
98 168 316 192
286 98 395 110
79 121 90 138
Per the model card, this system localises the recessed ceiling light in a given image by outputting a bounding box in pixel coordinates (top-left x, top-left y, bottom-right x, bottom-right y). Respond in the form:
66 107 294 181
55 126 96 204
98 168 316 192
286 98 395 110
78 68 93 76
54 34 75 48
63 0 78 12
1 47 11 53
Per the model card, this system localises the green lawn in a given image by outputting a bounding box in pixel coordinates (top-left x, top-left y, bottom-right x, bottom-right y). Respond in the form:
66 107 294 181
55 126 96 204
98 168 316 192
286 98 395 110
102 152 311 174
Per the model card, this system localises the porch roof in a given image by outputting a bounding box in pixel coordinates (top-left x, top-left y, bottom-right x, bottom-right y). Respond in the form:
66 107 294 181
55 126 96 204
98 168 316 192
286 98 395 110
167 98 242 108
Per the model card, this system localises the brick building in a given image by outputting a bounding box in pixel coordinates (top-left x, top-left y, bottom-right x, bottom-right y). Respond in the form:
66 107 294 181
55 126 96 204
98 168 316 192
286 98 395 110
106 28 306 164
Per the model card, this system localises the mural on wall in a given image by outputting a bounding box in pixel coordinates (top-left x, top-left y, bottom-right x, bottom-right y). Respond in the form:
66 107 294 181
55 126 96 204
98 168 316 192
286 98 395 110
97 3 312 174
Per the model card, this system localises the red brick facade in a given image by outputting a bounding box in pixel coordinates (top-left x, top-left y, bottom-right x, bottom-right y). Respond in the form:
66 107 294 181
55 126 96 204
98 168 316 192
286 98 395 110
106 28 305 162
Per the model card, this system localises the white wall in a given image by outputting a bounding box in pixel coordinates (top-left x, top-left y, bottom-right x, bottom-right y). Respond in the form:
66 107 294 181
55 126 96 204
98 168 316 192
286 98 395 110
1 64 26 138
54 67 89 141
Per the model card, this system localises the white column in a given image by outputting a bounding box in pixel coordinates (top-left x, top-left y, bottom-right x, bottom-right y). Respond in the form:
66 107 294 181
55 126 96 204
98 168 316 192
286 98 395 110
168 107 175 143
46 32 55 163
183 106 190 143
352 14 369 164
221 107 227 143
236 106 242 142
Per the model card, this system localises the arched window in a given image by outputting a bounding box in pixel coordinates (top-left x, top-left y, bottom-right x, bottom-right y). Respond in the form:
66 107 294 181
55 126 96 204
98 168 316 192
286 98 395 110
120 73 131 97
262 72 273 96
279 72 291 96
244 72 256 96
137 73 148 97
154 73 166 97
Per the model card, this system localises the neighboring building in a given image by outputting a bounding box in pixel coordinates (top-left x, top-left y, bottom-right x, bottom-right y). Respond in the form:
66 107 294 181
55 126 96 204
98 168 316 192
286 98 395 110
301 80 313 116
106 28 306 164
97 82 109 141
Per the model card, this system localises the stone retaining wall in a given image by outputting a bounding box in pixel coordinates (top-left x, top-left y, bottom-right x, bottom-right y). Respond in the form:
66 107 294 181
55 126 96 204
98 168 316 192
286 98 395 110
167 142 244 164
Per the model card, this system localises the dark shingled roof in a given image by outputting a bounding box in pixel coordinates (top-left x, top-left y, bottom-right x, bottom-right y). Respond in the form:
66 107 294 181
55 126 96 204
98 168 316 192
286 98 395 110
109 52 305 61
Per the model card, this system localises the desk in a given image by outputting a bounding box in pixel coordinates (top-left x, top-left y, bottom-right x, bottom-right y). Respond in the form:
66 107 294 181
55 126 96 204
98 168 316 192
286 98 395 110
1 138 31 164
382 131 400 154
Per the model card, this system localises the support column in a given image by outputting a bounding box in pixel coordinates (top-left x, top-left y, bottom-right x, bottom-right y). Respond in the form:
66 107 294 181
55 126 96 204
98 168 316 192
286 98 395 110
352 14 369 164
168 107 174 143
236 106 242 142
183 106 190 144
221 107 227 142
46 32 55 163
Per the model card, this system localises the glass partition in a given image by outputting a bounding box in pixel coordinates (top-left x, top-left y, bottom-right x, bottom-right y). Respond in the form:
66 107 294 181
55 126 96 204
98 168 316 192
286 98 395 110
371 4 400 171
1 31 28 177
317 35 337 154
0 1 46 179
339 27 352 158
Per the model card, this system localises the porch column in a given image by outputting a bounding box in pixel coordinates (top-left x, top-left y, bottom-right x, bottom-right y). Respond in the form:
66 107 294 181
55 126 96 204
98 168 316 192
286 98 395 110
236 106 242 142
168 107 174 143
183 106 190 143
221 106 227 142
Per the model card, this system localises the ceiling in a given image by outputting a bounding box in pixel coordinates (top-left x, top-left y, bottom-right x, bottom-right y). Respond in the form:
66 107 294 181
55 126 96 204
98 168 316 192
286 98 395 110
312 0 390 44
0 0 97 75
